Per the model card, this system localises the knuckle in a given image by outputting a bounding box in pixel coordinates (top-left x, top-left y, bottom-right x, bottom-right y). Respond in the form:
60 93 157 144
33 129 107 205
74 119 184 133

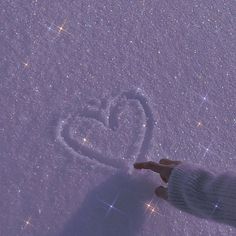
148 161 155 166
159 158 166 163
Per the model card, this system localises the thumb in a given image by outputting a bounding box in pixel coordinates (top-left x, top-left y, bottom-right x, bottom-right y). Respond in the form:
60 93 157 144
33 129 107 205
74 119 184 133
155 186 168 200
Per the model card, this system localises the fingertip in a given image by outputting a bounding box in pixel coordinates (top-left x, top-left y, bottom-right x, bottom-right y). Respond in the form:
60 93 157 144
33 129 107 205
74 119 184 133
133 163 137 169
133 163 141 169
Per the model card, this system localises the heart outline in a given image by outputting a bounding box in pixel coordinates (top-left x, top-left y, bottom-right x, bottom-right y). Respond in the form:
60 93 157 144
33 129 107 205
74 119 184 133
56 88 155 173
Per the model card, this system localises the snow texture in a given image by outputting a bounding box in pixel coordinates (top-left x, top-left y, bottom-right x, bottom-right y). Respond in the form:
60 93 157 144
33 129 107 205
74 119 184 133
0 0 236 235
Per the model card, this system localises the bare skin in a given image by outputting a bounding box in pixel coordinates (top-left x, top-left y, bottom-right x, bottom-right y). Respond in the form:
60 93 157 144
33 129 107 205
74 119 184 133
133 159 182 200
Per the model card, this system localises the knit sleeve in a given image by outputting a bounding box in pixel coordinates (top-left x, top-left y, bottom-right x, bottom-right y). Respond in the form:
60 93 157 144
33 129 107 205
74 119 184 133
167 162 236 227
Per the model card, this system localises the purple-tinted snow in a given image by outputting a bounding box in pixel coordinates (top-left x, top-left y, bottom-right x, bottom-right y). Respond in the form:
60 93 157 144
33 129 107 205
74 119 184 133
0 0 236 235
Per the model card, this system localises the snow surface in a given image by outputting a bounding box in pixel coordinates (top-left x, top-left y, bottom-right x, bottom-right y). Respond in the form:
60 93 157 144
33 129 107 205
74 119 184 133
0 0 236 235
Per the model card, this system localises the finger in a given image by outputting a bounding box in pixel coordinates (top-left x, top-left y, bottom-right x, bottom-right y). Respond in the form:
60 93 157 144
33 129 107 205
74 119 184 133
133 161 165 173
155 186 168 200
159 158 181 165
159 158 173 165
161 176 168 183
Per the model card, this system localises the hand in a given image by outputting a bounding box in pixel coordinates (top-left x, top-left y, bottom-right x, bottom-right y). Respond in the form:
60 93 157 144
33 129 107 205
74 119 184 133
133 159 182 200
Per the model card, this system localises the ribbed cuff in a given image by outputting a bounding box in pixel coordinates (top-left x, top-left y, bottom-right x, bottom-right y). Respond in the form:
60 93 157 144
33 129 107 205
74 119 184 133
167 162 213 217
167 162 236 227
167 163 192 207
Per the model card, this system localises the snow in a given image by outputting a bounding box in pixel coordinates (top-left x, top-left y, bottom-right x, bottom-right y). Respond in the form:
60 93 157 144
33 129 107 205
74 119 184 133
0 0 236 235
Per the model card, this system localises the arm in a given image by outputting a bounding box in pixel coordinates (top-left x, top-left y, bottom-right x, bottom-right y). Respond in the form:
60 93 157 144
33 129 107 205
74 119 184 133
167 163 236 227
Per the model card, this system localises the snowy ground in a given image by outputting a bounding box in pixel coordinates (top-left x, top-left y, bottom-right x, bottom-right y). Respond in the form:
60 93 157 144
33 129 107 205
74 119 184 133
0 0 236 235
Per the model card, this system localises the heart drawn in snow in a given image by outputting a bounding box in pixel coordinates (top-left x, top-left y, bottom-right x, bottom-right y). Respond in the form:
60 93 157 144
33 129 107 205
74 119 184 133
57 89 155 173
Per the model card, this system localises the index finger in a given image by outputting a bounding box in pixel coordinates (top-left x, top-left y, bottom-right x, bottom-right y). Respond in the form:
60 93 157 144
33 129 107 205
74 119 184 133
133 161 165 173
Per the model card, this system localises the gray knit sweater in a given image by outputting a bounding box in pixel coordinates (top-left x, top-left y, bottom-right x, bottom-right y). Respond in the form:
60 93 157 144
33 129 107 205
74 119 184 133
167 163 236 228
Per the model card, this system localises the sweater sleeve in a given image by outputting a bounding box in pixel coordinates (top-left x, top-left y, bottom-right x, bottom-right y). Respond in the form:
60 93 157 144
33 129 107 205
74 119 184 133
167 162 236 228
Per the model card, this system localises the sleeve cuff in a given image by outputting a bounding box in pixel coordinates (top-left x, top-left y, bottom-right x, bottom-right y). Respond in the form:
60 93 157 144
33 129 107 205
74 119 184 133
167 162 214 217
